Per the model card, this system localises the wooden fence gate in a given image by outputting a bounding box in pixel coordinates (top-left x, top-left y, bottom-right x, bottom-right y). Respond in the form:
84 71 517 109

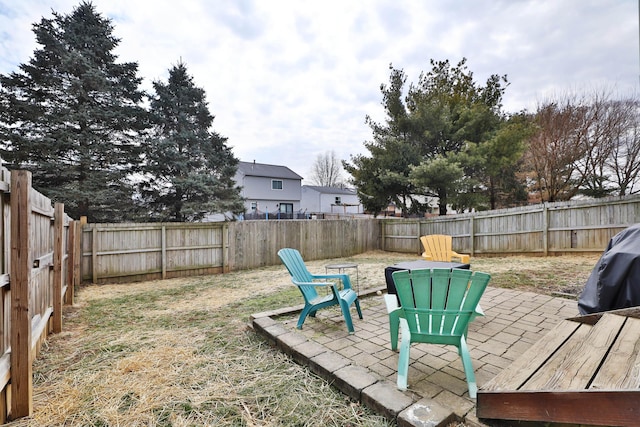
0 168 79 422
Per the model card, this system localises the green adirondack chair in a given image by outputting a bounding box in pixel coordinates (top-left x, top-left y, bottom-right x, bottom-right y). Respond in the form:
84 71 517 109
278 248 363 333
386 268 490 398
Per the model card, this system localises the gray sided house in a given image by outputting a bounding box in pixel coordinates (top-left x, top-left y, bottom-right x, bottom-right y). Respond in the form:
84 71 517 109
301 185 362 215
235 161 303 218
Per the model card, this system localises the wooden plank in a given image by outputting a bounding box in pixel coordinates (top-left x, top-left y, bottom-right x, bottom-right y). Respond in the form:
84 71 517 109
568 306 640 324
66 220 76 305
161 226 166 280
10 170 33 417
590 316 640 390
222 224 228 273
477 390 640 426
92 227 97 284
52 203 64 333
0 351 10 389
72 221 80 303
481 319 584 391
32 252 53 268
30 307 53 362
522 313 625 391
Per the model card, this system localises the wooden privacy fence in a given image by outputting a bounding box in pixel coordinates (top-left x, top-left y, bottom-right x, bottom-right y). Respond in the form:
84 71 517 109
0 168 79 422
82 195 640 284
81 218 380 283
228 218 379 270
382 194 640 256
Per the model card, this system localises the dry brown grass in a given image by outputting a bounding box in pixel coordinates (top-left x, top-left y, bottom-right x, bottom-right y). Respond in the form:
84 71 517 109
9 251 600 426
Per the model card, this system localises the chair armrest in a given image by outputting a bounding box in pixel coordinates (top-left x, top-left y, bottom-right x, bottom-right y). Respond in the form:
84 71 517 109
473 303 484 318
451 251 470 264
292 280 334 288
384 294 400 314
310 273 353 290
421 252 434 260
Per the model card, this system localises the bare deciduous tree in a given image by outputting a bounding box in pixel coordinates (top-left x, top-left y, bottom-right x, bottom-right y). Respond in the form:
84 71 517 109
524 96 587 202
573 90 619 198
309 151 344 187
608 98 640 195
525 90 640 201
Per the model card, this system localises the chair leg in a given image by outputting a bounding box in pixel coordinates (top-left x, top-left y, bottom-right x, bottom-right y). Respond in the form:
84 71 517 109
397 318 411 391
389 311 399 351
458 335 478 398
354 298 363 319
297 305 313 329
338 298 355 333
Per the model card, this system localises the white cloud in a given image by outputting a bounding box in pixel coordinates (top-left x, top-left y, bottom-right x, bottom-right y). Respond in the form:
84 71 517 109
1 0 638 181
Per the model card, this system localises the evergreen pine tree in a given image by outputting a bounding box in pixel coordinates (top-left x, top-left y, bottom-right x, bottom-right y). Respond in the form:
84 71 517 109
0 2 147 222
140 62 244 222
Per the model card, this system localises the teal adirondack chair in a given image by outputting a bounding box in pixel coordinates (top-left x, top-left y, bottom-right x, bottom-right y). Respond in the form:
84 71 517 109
278 248 363 333
385 268 490 398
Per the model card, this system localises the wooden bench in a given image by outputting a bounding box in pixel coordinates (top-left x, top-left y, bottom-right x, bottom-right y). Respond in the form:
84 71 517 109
477 307 640 426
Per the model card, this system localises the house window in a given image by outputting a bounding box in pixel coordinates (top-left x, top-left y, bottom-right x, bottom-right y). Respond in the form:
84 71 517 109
335 196 341 205
251 202 257 210
272 180 283 190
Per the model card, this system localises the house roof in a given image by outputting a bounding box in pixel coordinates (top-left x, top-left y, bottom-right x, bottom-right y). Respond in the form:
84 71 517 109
302 185 357 195
237 161 303 180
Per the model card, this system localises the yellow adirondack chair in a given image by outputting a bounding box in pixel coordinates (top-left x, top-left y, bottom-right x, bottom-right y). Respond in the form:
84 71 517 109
385 268 490 397
420 234 470 264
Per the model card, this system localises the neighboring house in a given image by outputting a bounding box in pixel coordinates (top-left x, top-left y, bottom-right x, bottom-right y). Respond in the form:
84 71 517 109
235 161 303 218
301 185 362 215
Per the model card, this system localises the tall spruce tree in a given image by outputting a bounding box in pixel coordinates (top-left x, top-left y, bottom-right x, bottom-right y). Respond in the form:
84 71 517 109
140 62 244 222
0 2 147 222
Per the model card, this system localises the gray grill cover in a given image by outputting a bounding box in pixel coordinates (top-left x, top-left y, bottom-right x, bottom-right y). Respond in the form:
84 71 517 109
578 223 640 315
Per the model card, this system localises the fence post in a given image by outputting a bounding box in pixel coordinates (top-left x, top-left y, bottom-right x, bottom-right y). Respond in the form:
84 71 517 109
10 170 33 418
222 224 228 273
543 203 549 256
52 202 64 333
79 216 86 285
161 225 166 279
92 226 98 284
66 220 77 305
469 215 475 257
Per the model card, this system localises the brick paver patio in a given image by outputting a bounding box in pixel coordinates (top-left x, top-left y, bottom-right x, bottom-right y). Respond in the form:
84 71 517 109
252 286 579 426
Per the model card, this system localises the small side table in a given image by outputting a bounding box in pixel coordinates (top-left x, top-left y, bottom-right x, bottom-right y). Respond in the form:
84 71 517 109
325 263 359 293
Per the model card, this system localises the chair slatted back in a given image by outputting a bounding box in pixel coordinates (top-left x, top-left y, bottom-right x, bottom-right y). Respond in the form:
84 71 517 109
277 248 318 301
420 235 453 262
393 268 490 339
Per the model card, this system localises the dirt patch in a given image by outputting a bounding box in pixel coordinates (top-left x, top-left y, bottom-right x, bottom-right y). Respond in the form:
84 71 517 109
80 251 599 307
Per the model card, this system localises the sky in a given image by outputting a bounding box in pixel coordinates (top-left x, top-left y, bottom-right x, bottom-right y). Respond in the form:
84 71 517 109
0 0 638 182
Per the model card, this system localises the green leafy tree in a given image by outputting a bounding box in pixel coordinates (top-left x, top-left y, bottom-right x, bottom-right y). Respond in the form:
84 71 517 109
410 155 464 215
345 136 425 217
0 2 147 222
343 153 391 216
344 66 425 216
347 59 520 215
408 60 506 157
140 62 244 222
459 113 532 209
